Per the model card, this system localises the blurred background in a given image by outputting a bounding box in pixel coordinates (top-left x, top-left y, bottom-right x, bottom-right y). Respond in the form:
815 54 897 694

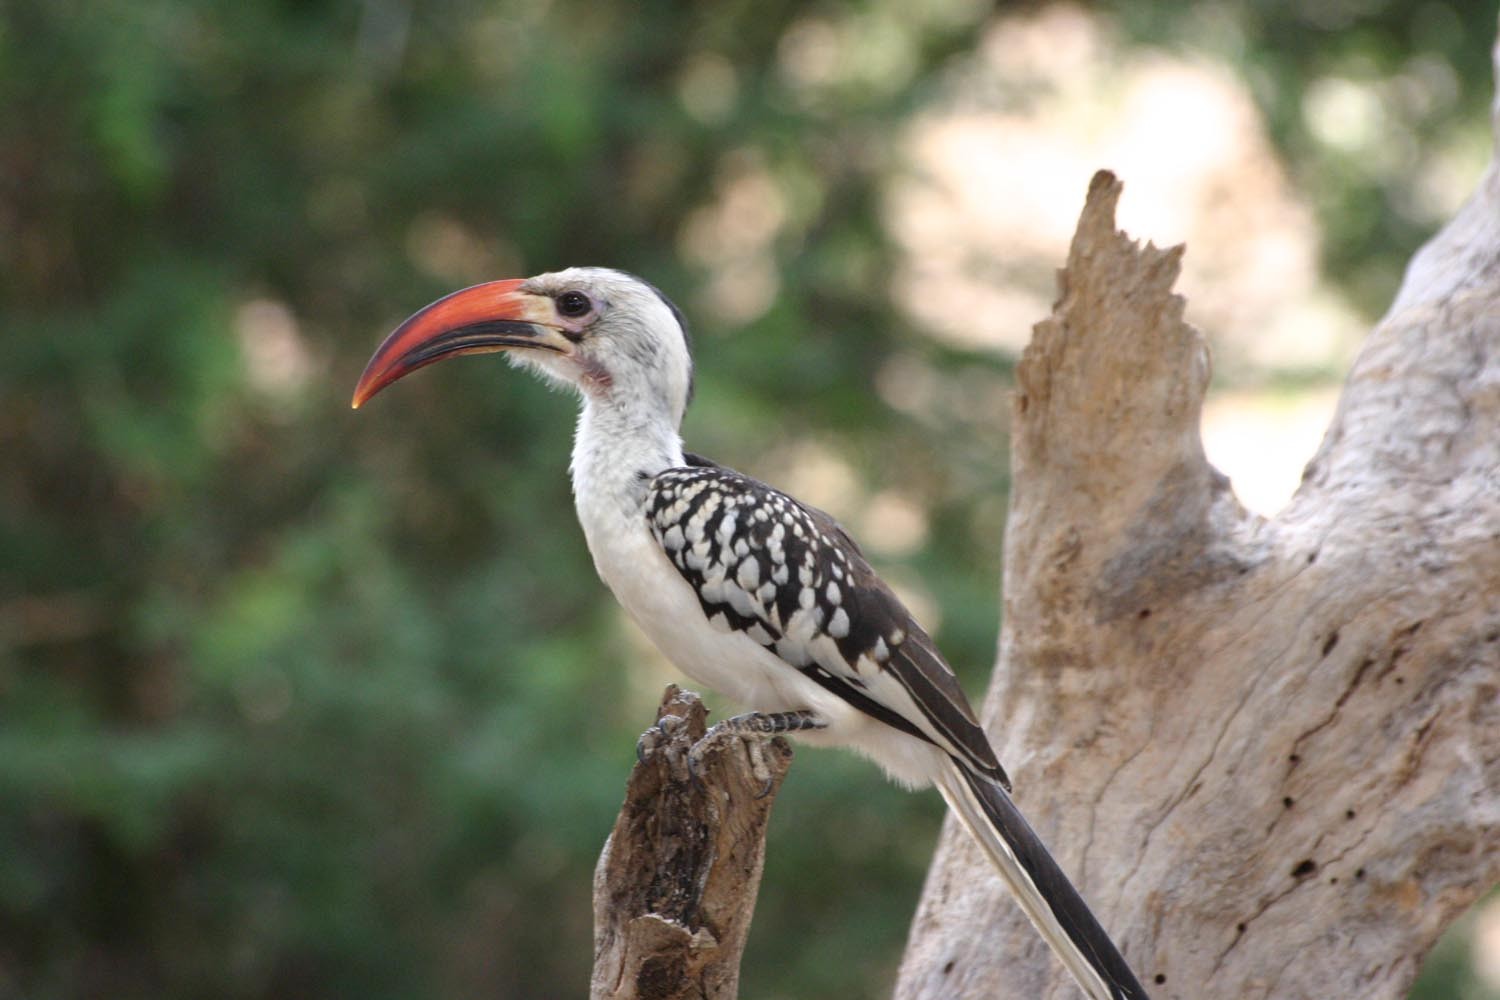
2 0 1496 997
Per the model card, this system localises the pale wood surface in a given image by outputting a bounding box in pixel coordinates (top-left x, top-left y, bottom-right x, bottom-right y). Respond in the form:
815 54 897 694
893 55 1500 1000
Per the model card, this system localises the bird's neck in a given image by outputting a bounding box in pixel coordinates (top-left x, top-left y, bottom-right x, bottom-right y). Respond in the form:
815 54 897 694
570 396 685 523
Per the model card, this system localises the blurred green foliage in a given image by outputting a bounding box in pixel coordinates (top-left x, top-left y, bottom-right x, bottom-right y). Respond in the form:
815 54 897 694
0 1 1493 998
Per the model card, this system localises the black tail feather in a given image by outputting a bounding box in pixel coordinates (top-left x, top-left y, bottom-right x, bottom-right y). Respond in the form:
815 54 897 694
944 761 1151 1000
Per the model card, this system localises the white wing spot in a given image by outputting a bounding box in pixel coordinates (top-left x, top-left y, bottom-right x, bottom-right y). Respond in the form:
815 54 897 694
724 581 758 618
828 607 850 638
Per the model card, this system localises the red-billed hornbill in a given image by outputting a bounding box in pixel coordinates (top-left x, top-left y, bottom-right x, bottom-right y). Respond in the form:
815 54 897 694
352 268 1150 1000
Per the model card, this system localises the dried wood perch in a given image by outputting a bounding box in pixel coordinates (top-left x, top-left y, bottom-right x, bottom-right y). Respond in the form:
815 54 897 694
895 61 1500 1000
592 685 792 1000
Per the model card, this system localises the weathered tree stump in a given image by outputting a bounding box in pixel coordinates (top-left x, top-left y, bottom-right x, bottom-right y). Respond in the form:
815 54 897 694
894 74 1500 1000
591 686 792 1000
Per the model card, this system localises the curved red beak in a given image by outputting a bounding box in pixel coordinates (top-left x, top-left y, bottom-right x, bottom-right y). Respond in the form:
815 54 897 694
351 279 570 408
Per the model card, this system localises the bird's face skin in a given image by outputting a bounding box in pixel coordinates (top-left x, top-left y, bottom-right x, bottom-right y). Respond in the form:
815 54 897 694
352 267 694 430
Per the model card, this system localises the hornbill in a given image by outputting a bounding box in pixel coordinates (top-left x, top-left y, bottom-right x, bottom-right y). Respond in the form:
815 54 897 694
352 267 1150 1000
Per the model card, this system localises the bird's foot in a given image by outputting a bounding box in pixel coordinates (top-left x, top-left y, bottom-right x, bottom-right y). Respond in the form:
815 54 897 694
636 711 689 764
688 710 825 797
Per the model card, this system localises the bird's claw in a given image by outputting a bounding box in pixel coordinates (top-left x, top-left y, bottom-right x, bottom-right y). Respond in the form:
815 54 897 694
636 712 686 764
752 765 776 800
685 726 723 792
687 720 777 796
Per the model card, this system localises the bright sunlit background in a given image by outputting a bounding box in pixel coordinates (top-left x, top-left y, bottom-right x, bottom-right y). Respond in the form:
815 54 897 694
1 1 1495 998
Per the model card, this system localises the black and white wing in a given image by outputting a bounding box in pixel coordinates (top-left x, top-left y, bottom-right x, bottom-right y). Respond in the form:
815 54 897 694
644 454 1009 789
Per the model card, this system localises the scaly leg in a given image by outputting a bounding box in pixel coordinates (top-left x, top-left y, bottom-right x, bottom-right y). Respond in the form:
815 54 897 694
690 710 827 797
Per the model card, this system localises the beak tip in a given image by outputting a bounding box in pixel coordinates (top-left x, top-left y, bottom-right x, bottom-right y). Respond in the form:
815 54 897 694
350 370 379 409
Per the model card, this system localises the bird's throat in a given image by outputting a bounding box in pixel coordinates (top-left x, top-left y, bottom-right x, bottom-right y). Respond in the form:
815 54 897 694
569 399 685 518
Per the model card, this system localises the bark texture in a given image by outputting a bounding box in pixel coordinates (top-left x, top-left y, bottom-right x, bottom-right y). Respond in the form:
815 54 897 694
894 55 1500 1000
592 686 792 1000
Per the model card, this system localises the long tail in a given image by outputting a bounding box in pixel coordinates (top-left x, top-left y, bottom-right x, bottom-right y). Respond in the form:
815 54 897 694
933 758 1150 1000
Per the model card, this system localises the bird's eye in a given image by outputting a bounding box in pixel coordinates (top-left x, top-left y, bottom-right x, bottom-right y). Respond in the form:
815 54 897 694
556 290 592 317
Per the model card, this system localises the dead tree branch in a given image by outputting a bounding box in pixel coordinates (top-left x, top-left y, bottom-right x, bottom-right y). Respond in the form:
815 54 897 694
895 55 1500 1000
591 686 792 1000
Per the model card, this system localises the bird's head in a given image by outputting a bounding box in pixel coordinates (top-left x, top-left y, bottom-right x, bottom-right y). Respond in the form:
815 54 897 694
352 267 694 426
